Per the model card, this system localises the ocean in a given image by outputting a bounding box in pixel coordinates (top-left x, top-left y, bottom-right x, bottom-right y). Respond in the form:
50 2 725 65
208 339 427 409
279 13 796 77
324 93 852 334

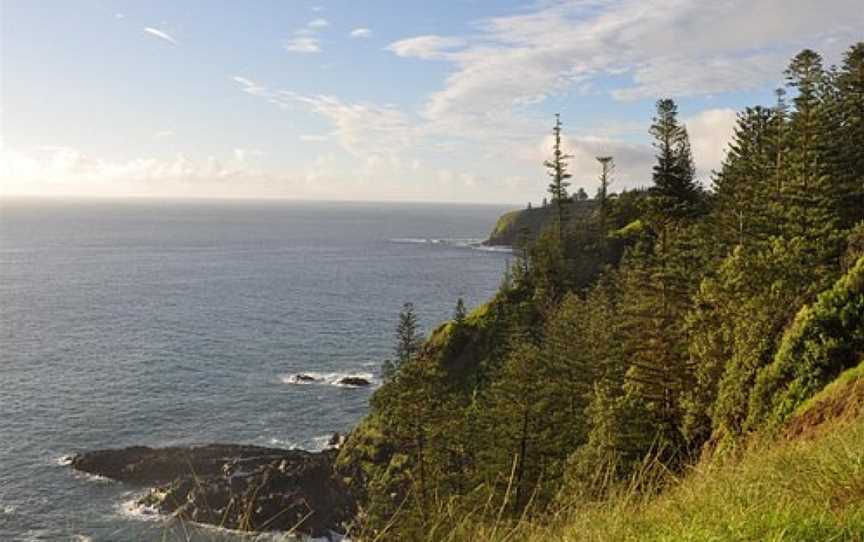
0 198 513 541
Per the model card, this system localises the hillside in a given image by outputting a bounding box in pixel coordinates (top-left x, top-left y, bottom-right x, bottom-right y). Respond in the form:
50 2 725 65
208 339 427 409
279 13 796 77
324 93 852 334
444 360 864 541
485 200 597 246
335 43 864 541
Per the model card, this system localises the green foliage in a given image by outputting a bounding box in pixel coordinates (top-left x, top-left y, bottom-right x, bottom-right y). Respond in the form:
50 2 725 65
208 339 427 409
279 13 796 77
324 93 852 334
340 43 864 540
443 414 864 542
686 237 832 446
544 113 573 230
746 256 864 429
453 298 467 326
647 99 704 222
843 222 864 272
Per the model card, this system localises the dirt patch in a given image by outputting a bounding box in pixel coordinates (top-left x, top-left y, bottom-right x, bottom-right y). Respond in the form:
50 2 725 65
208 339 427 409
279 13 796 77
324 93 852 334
783 378 864 440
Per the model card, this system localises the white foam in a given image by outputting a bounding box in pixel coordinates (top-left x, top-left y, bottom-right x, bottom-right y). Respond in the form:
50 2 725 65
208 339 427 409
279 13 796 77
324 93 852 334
267 437 298 448
390 237 487 248
119 493 348 541
472 244 513 253
72 535 93 542
55 454 73 466
116 495 161 523
280 371 376 388
72 470 113 484
389 237 429 244
309 435 333 452
2 504 15 514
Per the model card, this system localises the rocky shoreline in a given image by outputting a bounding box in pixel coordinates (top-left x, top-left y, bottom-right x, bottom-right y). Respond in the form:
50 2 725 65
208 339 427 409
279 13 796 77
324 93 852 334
69 443 355 538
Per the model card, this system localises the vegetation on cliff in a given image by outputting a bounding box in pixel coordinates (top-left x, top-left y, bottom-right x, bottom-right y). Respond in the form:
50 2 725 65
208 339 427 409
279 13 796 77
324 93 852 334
337 42 864 540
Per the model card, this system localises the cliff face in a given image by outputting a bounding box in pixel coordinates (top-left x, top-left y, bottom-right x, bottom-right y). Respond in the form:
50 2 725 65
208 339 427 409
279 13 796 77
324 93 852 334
485 201 597 246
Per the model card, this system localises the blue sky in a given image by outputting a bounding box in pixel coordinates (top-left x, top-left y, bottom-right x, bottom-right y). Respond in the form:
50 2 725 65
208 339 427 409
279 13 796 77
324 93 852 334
1 0 861 203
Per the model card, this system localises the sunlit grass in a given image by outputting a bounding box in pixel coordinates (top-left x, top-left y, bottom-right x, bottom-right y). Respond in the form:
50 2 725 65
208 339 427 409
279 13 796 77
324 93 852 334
429 403 864 541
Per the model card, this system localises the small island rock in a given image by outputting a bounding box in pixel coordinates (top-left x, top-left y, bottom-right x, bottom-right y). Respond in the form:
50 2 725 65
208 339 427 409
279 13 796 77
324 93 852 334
336 377 371 387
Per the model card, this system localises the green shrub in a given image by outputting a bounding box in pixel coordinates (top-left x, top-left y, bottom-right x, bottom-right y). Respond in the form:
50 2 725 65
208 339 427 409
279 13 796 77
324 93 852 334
746 257 864 430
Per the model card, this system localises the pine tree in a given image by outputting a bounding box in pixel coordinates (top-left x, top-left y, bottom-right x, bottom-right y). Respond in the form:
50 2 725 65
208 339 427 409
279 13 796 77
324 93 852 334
647 99 702 223
575 187 589 201
478 342 548 513
781 49 841 254
828 43 864 227
596 156 615 229
616 227 704 460
453 298 467 326
544 113 573 236
382 302 423 381
711 106 782 249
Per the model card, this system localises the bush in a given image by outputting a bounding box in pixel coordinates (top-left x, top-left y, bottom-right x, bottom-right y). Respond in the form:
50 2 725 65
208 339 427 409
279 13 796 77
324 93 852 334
746 256 864 430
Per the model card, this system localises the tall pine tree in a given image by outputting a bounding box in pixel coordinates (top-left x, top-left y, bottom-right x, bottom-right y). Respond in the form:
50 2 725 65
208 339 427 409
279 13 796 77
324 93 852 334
544 113 573 237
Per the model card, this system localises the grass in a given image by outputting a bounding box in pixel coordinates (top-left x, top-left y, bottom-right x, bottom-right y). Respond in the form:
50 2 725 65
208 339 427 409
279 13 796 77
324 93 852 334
426 393 864 542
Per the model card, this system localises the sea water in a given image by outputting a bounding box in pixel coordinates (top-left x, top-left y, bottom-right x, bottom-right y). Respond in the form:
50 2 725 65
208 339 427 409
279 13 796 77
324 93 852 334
0 198 512 541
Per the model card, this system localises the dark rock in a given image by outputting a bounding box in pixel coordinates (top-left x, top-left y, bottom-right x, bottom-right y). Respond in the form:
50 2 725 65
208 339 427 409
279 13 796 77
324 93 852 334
294 373 320 382
336 377 371 387
70 444 289 485
69 444 355 537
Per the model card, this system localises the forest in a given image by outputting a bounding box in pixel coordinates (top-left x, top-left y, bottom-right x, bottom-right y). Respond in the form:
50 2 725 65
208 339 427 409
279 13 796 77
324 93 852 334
336 43 864 540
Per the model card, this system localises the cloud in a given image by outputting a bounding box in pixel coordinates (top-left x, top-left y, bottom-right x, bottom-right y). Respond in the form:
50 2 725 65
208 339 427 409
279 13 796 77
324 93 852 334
308 18 329 28
115 13 125 20
387 0 862 141
388 35 466 60
300 134 329 142
143 27 178 45
0 145 274 197
284 36 321 53
230 78 413 161
153 130 175 140
684 108 738 176
350 28 372 39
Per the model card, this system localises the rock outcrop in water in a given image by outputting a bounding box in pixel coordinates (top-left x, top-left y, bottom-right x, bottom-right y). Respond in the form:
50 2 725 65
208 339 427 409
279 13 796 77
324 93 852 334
70 444 354 538
336 376 371 387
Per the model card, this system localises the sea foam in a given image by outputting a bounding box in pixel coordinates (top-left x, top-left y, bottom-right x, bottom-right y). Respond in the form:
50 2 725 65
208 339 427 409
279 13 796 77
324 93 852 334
280 371 376 388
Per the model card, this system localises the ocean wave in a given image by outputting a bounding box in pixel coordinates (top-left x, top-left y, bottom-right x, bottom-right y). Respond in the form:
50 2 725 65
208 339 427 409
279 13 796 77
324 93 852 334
280 371 376 388
389 237 513 254
119 495 324 541
472 244 513 253
116 495 161 523
72 470 113 484
55 454 73 466
389 237 482 247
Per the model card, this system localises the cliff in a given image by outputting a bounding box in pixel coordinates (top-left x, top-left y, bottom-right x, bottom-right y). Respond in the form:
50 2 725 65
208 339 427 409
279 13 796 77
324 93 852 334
485 200 597 246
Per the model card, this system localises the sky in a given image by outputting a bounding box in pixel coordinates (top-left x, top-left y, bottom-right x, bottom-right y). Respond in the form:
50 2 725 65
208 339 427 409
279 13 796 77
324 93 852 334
1 0 861 204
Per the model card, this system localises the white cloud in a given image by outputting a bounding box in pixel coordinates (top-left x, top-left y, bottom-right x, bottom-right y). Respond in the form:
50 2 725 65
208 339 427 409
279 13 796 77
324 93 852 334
143 27 178 45
284 36 321 53
350 28 372 39
684 108 738 176
388 35 466 60
300 134 329 142
387 0 862 141
153 130 175 140
115 13 125 20
0 145 273 197
231 78 412 161
308 18 329 28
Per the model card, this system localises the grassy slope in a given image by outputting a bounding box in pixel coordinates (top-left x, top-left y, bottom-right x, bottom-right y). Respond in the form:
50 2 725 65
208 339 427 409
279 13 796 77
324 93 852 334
436 361 864 542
